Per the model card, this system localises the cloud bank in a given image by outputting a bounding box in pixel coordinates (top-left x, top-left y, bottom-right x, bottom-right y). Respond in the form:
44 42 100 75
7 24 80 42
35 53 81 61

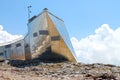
0 25 23 44
71 24 120 65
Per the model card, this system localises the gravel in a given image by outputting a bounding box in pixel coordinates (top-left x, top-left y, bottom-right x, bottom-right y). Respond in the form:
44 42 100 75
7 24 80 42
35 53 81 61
0 60 120 80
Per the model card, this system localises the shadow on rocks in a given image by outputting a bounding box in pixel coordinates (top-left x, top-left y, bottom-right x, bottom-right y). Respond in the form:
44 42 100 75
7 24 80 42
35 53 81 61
93 73 117 80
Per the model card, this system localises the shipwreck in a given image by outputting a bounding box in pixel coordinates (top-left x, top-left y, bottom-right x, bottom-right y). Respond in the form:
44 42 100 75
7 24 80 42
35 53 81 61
0 8 77 62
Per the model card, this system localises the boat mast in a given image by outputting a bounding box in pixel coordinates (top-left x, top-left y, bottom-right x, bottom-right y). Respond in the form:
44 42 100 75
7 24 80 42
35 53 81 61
27 5 32 21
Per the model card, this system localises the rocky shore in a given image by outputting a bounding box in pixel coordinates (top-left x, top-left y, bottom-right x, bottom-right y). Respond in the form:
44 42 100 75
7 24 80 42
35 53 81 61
0 60 120 80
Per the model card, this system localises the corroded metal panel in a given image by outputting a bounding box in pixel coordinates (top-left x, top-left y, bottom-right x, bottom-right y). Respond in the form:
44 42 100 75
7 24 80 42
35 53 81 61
48 12 77 61
0 46 5 60
48 13 77 59
11 39 25 60
0 38 25 60
24 34 31 60
46 12 77 62
27 12 50 59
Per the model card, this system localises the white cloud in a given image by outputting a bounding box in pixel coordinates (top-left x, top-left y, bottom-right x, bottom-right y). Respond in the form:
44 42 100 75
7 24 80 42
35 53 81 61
71 24 120 65
0 25 23 44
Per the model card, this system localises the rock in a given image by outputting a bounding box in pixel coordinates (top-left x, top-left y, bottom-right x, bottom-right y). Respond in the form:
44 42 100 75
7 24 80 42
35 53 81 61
0 61 120 80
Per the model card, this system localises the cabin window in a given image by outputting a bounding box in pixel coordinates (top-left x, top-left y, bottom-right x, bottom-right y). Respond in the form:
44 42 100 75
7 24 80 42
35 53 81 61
0 53 3 56
33 32 38 37
51 36 60 41
16 43 21 47
5 44 11 48
25 44 29 48
39 30 49 35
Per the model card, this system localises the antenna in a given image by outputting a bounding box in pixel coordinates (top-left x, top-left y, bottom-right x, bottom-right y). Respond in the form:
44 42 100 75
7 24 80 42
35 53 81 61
27 5 32 20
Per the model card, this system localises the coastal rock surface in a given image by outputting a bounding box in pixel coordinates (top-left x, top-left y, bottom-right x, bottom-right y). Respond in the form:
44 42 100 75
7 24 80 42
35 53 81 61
0 61 120 80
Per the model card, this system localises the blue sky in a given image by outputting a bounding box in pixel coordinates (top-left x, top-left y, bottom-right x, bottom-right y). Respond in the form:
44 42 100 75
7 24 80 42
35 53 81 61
0 0 120 40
